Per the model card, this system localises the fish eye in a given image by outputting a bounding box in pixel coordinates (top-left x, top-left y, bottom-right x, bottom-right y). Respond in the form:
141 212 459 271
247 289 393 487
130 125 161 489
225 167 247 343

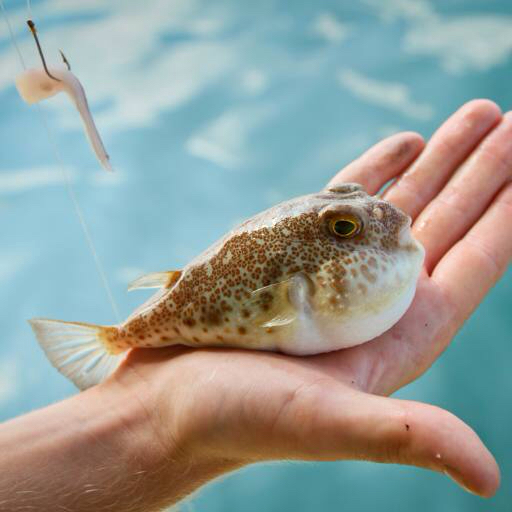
328 215 361 239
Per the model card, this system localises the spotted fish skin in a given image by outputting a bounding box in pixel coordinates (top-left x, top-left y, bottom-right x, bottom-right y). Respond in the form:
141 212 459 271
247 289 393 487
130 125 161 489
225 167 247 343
106 183 424 355
29 183 425 389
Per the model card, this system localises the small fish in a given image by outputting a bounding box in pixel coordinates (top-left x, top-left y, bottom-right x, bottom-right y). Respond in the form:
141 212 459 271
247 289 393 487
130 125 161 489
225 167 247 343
30 184 424 390
15 66 113 172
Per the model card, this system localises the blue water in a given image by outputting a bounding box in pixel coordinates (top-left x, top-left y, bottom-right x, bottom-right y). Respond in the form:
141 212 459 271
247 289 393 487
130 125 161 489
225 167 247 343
1 0 511 510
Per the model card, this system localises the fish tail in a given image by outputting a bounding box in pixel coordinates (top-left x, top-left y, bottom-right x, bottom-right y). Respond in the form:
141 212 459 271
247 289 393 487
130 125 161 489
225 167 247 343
29 318 125 390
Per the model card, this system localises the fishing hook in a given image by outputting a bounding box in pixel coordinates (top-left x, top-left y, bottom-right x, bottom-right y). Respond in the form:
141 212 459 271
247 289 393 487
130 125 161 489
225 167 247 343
27 19 61 81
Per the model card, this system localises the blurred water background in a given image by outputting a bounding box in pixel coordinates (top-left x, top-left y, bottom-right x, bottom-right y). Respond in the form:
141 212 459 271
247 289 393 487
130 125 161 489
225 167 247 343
0 0 511 510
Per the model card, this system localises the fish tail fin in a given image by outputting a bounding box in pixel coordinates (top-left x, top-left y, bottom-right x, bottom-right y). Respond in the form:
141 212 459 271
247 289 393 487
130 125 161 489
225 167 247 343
29 318 125 390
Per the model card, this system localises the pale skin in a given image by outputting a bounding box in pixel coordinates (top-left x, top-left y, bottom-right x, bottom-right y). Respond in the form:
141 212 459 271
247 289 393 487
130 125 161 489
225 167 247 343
1 99 511 511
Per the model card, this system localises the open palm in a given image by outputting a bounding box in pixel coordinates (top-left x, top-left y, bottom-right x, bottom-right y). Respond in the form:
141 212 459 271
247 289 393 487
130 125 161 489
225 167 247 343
117 100 511 498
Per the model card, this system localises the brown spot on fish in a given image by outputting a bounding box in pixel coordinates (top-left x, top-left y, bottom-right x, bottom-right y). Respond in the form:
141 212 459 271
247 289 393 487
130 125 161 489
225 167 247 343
183 317 196 327
361 264 376 284
206 310 222 325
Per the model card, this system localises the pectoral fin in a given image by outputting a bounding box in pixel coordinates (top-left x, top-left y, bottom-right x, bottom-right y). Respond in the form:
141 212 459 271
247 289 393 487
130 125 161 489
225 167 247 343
128 270 182 291
244 273 313 330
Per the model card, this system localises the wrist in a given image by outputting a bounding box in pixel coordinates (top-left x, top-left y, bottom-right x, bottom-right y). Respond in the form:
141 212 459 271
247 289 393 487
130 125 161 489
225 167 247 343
78 377 168 479
95 359 240 505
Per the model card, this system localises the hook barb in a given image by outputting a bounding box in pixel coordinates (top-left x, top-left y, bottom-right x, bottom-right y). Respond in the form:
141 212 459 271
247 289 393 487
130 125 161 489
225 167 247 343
59 49 71 70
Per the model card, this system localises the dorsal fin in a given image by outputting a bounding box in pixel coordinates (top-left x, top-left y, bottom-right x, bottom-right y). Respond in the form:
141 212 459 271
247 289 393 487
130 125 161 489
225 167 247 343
128 270 182 291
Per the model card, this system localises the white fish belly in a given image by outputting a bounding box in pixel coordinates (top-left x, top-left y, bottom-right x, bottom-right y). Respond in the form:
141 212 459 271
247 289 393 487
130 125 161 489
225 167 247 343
276 279 418 356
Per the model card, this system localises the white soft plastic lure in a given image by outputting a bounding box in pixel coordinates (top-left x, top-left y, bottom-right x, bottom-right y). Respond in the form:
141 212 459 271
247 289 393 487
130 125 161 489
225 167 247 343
30 184 425 390
15 66 112 171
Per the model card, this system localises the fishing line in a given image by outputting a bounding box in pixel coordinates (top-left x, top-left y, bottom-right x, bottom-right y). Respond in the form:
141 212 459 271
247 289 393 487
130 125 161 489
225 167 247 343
0 0 121 323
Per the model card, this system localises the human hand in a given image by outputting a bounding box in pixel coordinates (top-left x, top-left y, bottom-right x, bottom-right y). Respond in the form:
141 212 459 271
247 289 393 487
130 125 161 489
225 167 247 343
114 99 511 502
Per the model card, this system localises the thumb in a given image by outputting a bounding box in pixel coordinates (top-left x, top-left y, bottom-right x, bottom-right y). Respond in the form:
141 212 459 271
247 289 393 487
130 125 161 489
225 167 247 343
268 385 499 497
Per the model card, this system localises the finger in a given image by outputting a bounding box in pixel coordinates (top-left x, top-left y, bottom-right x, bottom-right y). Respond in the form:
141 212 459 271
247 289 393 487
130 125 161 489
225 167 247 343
432 181 512 324
384 100 502 219
414 112 512 272
327 132 425 195
274 385 499 497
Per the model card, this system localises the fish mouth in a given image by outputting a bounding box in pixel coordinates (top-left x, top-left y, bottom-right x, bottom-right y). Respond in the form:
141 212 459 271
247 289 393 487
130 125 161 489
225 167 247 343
397 219 424 256
398 218 413 246
398 221 425 267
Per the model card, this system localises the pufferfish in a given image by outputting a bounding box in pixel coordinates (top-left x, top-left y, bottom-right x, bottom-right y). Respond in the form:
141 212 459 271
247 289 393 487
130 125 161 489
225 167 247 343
30 184 424 390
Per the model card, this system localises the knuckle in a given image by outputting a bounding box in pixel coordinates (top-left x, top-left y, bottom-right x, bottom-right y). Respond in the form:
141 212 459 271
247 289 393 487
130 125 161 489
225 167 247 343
268 378 332 440
464 233 504 279
432 189 468 220
394 172 426 205
475 142 512 176
383 410 415 465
